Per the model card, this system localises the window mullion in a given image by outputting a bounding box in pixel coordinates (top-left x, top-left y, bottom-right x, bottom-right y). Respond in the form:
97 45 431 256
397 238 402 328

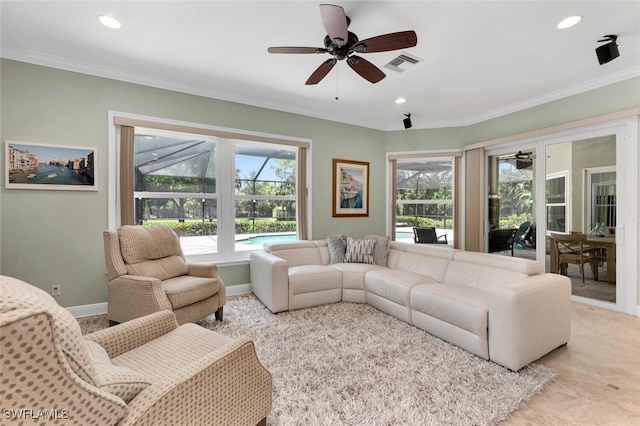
218 139 235 254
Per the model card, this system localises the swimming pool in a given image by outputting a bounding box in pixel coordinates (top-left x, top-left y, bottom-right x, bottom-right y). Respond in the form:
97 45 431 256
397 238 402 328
239 232 415 245
237 233 297 245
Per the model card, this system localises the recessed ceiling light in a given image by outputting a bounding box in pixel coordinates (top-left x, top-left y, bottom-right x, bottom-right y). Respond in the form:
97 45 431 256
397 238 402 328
98 15 122 29
557 15 582 29
395 97 407 104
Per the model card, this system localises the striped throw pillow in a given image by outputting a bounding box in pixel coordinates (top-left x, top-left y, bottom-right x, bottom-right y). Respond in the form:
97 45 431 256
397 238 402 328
344 237 375 264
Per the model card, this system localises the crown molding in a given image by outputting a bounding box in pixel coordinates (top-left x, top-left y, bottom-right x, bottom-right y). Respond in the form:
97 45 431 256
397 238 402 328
3 48 639 132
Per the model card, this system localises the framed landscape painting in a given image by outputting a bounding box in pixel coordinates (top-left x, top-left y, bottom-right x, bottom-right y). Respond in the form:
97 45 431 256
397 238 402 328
332 158 369 217
5 141 97 191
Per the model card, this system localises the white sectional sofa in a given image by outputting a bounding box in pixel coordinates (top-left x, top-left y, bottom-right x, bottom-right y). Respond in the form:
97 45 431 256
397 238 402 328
249 238 571 371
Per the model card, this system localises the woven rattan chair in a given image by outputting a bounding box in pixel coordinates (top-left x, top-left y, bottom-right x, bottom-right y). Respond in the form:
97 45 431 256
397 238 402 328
0 275 271 426
104 224 225 325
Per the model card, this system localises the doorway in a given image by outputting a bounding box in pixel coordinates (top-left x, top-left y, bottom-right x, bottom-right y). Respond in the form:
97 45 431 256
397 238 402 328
482 116 637 315
545 135 616 303
486 149 536 259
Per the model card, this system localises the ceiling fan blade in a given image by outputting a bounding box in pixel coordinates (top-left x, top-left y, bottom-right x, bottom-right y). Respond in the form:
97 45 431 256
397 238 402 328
347 55 386 84
352 30 417 53
319 4 349 46
268 46 327 54
305 58 337 85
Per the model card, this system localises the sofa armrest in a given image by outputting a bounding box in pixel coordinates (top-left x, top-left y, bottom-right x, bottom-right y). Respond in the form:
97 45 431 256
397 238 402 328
488 273 571 371
107 275 173 322
124 337 272 426
250 250 289 313
85 311 179 358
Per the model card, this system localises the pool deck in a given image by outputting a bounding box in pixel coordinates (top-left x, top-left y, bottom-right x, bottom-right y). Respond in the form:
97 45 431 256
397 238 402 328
180 228 454 256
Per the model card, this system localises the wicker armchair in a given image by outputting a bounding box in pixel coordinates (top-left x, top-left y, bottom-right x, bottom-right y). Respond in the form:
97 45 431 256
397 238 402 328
104 224 225 325
0 275 272 426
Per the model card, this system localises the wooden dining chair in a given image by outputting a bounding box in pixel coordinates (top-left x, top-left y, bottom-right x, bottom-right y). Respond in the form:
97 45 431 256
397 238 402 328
549 233 598 284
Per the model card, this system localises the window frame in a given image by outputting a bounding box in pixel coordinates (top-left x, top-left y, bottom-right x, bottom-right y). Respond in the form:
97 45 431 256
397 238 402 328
387 150 461 247
109 112 311 263
545 171 569 234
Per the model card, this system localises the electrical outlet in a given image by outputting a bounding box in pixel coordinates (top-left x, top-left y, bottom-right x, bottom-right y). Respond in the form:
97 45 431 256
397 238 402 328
51 285 61 296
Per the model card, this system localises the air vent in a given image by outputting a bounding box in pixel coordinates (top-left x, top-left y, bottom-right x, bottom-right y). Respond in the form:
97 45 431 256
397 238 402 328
383 53 422 73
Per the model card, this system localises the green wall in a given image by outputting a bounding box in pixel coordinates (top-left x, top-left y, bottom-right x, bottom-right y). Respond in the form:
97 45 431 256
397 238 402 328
1 59 639 308
0 59 386 306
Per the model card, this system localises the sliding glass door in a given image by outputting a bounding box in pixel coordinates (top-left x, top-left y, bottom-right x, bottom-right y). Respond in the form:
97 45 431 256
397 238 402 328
545 135 617 303
486 148 536 258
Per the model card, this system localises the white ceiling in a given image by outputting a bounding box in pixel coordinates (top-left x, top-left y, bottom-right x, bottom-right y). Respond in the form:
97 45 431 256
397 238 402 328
2 1 639 131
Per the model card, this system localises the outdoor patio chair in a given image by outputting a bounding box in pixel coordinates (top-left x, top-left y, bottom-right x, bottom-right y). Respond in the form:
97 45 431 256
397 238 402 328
413 226 448 244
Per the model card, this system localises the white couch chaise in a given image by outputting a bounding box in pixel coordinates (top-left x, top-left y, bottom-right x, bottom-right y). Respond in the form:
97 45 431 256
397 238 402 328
249 238 571 371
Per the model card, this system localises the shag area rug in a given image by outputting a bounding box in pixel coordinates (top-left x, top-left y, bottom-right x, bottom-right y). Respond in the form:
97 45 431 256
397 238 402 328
80 295 557 425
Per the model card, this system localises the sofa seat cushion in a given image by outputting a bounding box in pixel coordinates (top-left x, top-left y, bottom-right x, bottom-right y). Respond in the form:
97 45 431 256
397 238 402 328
410 284 489 337
288 265 342 295
329 263 385 290
162 276 220 309
365 269 437 307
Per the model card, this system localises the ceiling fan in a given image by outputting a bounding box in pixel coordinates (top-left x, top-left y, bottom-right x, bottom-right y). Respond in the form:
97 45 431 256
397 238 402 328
267 4 417 85
501 151 536 163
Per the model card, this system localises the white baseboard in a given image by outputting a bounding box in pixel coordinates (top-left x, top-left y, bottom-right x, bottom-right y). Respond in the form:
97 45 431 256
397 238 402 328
66 284 253 318
67 302 108 318
227 283 252 296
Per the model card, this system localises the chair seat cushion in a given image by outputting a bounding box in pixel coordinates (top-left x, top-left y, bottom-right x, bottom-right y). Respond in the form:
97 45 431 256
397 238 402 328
111 323 234 383
162 276 220 309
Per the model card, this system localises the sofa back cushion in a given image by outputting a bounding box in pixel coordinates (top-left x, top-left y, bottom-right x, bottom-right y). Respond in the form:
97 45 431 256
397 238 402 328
264 241 323 267
404 243 459 260
390 251 452 283
444 252 540 289
453 252 543 275
118 225 189 281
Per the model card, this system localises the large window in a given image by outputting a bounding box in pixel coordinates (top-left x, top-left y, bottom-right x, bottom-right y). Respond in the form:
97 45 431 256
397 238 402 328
392 157 456 244
113 116 308 260
546 172 567 233
233 142 297 252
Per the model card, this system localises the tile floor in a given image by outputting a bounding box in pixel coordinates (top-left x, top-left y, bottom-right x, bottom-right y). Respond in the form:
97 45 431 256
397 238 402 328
504 302 640 425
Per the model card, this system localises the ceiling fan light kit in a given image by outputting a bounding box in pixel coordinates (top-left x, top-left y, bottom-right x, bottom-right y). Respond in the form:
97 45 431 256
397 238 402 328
268 3 417 85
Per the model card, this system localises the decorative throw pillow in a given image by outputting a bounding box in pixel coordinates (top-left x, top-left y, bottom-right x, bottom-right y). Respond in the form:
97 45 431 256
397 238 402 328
344 237 375 264
327 234 348 264
365 234 390 266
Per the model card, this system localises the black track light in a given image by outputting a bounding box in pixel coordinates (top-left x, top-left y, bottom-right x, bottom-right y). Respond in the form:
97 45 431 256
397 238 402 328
596 35 619 65
403 113 412 129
